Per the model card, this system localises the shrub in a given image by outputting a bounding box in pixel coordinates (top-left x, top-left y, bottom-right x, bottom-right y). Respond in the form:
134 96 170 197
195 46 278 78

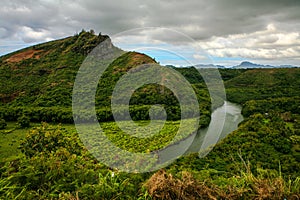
19 123 82 157
0 118 7 129
17 115 30 128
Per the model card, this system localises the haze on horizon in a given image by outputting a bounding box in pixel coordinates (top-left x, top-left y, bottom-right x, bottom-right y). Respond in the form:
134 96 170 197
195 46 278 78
0 0 300 66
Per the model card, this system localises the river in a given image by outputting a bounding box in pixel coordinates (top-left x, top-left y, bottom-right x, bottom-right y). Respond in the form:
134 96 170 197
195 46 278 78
157 101 244 163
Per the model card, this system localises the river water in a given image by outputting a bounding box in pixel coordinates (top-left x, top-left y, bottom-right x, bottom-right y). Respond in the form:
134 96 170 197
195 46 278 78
157 101 244 163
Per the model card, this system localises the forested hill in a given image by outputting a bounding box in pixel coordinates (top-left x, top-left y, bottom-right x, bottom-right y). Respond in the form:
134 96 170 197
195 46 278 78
0 30 112 107
0 30 211 125
224 68 300 104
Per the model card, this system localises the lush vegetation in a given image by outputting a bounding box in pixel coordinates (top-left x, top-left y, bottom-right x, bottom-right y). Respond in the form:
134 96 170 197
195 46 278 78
224 68 300 104
0 31 211 126
0 118 6 130
1 113 299 199
0 30 101 107
0 31 299 199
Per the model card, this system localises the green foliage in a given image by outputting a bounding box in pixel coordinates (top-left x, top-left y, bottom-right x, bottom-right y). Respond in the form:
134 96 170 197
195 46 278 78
0 105 210 128
219 68 248 81
0 31 107 108
242 97 300 117
0 116 299 199
0 106 73 123
19 123 82 157
0 122 31 161
0 118 6 129
225 68 300 104
0 123 151 199
1 33 300 199
170 112 299 179
1 46 212 124
174 67 204 84
17 115 30 128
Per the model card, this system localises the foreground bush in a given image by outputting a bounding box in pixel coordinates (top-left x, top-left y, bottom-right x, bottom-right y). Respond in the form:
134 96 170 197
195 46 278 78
145 169 300 200
0 123 149 199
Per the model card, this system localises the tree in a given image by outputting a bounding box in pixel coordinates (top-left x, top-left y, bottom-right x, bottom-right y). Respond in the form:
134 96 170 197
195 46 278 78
90 29 95 35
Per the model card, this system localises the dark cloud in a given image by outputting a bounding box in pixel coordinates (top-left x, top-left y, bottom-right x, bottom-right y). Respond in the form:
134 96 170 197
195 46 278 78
1 0 300 65
1 0 300 42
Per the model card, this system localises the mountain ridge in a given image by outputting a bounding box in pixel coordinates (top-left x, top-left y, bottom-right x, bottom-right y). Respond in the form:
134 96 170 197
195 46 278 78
194 61 299 69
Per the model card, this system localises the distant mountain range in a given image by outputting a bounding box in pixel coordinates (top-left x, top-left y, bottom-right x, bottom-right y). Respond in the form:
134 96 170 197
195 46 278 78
194 61 299 69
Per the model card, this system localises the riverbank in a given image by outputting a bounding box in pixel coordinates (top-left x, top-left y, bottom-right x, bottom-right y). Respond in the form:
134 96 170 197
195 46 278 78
158 101 244 163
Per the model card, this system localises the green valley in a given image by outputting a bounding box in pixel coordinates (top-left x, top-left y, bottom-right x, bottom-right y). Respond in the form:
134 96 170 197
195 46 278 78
0 31 299 199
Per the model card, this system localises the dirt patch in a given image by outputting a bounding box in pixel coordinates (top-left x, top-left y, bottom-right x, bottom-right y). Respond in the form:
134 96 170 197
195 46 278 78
5 49 43 63
128 52 156 66
0 92 20 103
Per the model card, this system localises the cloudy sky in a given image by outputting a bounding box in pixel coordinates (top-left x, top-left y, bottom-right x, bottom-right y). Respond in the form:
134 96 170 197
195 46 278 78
1 0 300 66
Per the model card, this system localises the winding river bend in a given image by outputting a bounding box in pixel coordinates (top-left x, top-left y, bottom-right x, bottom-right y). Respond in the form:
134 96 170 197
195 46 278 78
158 101 244 163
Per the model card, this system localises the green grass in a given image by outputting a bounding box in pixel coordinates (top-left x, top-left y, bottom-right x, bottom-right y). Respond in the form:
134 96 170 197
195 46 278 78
0 119 197 161
0 122 70 161
0 122 33 161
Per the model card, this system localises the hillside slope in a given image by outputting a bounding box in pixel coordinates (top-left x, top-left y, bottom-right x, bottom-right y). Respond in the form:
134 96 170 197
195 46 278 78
225 68 300 104
0 31 211 124
0 30 111 107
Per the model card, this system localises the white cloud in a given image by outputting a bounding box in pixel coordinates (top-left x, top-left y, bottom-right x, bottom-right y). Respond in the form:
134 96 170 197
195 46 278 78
200 24 300 63
193 54 207 60
18 26 53 43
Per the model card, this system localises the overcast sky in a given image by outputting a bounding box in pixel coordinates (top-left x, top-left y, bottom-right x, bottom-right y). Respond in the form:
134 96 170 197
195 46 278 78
1 0 300 66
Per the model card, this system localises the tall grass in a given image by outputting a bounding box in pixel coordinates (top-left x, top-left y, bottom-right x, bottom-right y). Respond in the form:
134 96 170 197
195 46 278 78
145 164 300 200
